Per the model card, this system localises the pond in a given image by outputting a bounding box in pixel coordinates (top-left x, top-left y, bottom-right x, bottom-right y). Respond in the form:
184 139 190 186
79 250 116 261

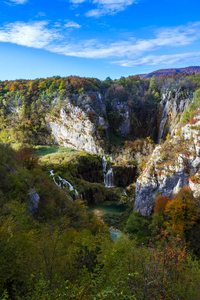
88 201 127 241
88 201 127 217
109 228 122 241
34 146 76 157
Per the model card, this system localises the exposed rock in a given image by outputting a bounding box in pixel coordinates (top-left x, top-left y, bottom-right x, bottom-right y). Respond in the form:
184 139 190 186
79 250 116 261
134 116 200 216
119 110 130 137
111 101 130 137
77 180 119 205
28 188 40 214
158 88 193 141
97 116 108 129
47 103 103 154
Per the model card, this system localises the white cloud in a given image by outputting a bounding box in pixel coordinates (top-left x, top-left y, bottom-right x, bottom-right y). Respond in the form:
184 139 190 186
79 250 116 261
48 23 200 59
70 0 86 3
64 21 81 28
9 0 27 4
89 0 136 16
0 21 60 48
112 52 200 67
0 21 200 69
69 0 137 16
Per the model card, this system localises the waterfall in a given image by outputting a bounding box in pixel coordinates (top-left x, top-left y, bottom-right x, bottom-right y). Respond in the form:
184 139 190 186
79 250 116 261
104 168 115 188
102 156 107 173
158 100 169 142
58 176 79 196
102 156 115 188
98 92 103 103
104 168 114 187
50 170 78 198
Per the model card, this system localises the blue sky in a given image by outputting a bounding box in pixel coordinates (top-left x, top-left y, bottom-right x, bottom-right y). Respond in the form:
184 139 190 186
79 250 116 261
0 0 200 80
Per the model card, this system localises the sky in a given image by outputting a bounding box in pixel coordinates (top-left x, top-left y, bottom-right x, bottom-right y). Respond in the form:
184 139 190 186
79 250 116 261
0 0 200 80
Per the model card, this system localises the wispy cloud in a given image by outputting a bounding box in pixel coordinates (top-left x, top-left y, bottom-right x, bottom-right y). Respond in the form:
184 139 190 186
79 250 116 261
64 21 81 28
69 0 137 17
0 21 60 48
87 0 137 17
9 0 27 4
0 21 200 69
113 52 200 67
70 0 86 3
48 22 200 59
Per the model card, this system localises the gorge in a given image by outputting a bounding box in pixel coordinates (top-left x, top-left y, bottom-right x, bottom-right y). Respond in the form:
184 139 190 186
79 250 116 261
1 70 200 299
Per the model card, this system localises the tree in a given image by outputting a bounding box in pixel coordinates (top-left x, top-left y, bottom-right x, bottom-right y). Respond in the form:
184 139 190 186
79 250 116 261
17 147 39 170
165 186 198 235
126 212 150 242
150 195 171 235
149 76 158 93
154 195 170 215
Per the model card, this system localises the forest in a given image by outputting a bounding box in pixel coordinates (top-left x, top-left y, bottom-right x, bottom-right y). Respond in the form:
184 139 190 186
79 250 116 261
1 72 200 299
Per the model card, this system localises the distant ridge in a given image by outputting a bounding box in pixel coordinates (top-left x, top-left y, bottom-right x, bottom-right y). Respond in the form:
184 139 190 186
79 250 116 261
139 66 200 79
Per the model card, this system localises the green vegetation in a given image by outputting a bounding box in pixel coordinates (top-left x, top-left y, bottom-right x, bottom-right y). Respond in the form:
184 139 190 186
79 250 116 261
179 87 200 125
0 143 200 299
0 72 199 149
1 72 200 298
34 146 76 157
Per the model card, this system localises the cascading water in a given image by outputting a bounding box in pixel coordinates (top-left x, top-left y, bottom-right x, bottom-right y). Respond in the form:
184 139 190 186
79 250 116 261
104 168 114 187
102 156 115 188
102 156 107 173
158 100 169 142
50 170 78 198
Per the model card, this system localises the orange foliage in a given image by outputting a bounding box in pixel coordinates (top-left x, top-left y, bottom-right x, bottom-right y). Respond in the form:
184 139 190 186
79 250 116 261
154 195 171 215
17 147 39 170
165 186 198 235
87 111 94 122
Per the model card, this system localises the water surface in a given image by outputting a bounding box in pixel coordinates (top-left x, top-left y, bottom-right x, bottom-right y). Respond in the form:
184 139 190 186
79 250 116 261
88 201 127 216
35 146 75 157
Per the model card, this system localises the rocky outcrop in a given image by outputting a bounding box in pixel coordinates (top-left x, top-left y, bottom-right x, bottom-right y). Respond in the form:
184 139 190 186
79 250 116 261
47 103 103 154
134 113 200 216
28 188 40 214
78 180 119 205
158 88 193 141
119 110 130 137
113 102 130 137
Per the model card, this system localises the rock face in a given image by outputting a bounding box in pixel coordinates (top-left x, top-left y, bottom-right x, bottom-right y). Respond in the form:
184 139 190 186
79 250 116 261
158 88 193 141
47 103 103 154
46 86 194 156
134 113 200 216
28 188 40 214
113 102 130 137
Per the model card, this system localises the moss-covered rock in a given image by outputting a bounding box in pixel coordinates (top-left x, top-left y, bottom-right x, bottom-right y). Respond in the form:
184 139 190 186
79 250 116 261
113 165 137 187
76 179 119 204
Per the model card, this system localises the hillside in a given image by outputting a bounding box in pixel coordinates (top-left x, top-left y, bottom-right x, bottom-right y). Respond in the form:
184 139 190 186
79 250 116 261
1 70 200 298
139 66 200 78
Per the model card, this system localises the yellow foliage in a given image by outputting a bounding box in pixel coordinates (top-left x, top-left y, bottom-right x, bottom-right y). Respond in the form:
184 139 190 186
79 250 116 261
165 186 198 235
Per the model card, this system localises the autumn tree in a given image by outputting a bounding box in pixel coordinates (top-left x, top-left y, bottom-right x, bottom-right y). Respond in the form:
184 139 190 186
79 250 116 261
165 186 198 235
17 147 39 170
150 195 171 236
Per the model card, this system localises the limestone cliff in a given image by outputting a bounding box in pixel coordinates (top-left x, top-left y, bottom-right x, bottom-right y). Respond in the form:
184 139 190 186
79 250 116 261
134 112 200 216
47 103 103 154
158 87 193 141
